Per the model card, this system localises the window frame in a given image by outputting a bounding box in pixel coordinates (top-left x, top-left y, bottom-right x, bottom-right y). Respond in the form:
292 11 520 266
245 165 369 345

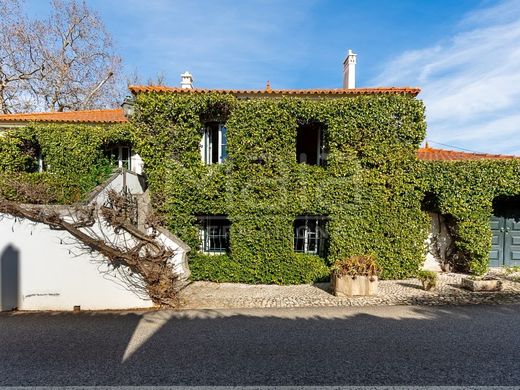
198 215 231 254
293 215 328 257
106 143 132 171
201 123 227 165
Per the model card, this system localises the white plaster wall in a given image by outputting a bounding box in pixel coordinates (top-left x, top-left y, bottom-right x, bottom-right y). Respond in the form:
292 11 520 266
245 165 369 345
0 171 190 311
0 215 155 311
89 170 145 205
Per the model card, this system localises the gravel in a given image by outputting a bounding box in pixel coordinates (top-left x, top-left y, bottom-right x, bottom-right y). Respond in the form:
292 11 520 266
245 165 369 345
178 272 520 309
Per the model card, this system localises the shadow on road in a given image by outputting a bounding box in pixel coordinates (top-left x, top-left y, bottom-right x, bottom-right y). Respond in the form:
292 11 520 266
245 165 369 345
1 304 519 386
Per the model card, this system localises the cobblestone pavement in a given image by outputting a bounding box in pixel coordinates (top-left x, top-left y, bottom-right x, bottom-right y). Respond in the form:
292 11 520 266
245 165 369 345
178 271 520 309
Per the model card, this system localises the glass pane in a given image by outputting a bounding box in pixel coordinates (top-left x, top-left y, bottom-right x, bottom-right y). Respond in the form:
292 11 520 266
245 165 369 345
121 147 130 169
220 126 227 161
200 217 230 253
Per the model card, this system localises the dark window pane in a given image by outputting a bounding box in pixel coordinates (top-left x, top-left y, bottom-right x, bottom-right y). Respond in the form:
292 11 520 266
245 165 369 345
296 124 323 166
199 216 230 253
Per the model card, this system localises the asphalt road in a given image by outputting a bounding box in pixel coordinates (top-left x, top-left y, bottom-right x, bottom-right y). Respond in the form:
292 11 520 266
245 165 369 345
1 304 520 386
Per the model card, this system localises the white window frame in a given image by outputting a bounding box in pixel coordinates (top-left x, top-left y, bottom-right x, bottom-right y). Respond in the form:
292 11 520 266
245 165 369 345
201 123 227 165
109 145 132 170
294 216 327 256
38 150 45 172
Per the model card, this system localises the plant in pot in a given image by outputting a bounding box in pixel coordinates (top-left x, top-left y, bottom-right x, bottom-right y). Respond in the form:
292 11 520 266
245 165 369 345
331 255 380 297
417 270 438 291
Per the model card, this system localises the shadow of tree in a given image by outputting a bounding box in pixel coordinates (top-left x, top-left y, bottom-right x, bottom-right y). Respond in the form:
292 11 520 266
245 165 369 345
1 305 520 386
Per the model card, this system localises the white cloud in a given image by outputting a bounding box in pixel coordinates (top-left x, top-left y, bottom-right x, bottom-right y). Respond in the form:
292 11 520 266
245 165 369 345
371 0 520 155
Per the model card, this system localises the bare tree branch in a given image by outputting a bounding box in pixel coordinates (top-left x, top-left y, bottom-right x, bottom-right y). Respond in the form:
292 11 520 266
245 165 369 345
0 0 123 113
0 189 182 307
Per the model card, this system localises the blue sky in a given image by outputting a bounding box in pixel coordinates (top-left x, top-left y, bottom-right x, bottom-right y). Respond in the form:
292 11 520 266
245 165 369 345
27 0 520 154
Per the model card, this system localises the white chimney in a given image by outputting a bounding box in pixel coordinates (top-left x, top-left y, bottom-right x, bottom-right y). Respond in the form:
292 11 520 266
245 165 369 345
180 71 193 89
343 49 357 89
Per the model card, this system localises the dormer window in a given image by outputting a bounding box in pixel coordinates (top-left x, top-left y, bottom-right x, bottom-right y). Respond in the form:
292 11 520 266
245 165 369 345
201 123 227 164
296 123 325 166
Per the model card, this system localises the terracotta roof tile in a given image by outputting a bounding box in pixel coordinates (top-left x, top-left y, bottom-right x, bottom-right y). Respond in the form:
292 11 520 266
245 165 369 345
128 85 421 97
0 109 127 124
417 146 519 161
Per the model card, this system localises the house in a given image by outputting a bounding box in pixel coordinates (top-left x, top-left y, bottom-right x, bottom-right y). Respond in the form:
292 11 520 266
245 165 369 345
1 49 520 310
0 108 145 175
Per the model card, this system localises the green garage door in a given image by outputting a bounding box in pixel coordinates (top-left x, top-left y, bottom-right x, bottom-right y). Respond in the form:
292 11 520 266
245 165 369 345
490 216 520 267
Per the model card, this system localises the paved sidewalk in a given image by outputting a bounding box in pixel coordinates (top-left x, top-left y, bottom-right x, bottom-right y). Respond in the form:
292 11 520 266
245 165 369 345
178 272 520 309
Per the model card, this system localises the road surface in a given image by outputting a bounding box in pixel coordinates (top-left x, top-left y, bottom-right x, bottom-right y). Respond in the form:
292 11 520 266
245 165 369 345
0 305 519 386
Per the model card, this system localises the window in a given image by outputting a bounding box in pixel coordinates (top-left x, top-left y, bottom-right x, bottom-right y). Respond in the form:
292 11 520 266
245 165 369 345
201 123 227 164
294 216 327 256
106 144 131 170
198 215 230 254
296 123 325 166
37 150 45 172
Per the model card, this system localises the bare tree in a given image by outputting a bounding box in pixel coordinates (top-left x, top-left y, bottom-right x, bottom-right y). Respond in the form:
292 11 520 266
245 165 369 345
0 1 46 113
0 0 122 113
0 189 182 307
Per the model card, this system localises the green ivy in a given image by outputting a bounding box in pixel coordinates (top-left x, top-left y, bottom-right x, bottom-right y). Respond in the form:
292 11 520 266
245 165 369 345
420 160 520 275
131 92 430 282
0 123 132 203
4 93 520 281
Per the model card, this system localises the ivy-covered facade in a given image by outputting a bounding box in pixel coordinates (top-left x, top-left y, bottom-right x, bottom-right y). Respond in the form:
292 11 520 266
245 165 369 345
2 87 520 283
128 88 432 283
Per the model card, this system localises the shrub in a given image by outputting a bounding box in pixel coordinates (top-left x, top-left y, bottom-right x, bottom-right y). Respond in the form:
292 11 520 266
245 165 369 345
417 270 438 290
331 255 380 280
189 252 329 284
417 270 437 283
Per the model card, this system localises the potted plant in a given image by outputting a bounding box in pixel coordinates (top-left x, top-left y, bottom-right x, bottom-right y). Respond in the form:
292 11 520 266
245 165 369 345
331 255 380 297
417 270 438 291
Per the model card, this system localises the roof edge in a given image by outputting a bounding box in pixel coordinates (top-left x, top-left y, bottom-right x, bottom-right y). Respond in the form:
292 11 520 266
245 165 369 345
128 85 421 97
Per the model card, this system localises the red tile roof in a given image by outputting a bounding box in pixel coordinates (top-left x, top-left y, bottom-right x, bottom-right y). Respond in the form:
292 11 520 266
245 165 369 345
417 146 519 161
0 109 127 124
128 85 421 97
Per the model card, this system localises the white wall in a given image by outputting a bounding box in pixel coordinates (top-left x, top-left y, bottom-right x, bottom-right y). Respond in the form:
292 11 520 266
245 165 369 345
0 170 190 311
0 216 154 311
131 153 144 175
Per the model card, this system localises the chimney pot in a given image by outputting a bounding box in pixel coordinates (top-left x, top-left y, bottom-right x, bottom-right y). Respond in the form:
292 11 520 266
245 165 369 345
343 49 357 89
180 71 193 89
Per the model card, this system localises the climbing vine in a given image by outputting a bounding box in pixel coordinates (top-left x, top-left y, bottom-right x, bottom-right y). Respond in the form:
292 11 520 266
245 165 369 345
420 160 520 275
131 92 429 282
0 123 132 203
3 93 520 281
